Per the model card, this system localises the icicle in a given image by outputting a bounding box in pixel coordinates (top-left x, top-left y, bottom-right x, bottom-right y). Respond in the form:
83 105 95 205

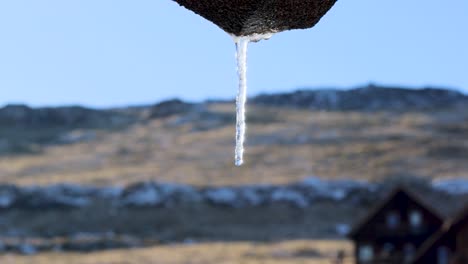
234 37 250 166
232 33 275 166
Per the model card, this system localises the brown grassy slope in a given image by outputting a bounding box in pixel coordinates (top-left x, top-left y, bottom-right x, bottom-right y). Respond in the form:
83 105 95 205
0 103 467 186
0 202 361 241
0 240 353 264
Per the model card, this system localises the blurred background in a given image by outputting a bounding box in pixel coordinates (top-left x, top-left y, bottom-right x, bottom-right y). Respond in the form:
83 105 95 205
0 0 467 263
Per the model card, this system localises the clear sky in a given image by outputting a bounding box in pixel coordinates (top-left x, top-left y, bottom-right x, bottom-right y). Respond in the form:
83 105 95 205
0 0 467 108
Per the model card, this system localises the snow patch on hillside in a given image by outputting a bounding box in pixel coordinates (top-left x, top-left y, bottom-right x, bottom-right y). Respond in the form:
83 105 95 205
432 178 468 195
0 177 465 210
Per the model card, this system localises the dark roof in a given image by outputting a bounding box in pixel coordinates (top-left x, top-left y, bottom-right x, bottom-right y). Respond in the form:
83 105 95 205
172 0 337 36
348 186 445 239
412 203 468 263
445 202 468 231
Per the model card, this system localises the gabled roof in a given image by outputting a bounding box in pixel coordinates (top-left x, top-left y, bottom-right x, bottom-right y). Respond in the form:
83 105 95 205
348 186 445 239
412 203 468 263
445 202 468 232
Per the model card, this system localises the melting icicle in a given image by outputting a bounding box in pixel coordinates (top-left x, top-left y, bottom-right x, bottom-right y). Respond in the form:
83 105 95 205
233 33 275 166
234 37 249 166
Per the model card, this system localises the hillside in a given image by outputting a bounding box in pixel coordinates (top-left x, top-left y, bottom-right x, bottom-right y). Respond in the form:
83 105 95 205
1 85 468 256
0 85 467 187
0 87 468 185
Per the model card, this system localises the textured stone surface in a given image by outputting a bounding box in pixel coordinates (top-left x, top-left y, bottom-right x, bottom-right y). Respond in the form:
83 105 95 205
172 0 338 36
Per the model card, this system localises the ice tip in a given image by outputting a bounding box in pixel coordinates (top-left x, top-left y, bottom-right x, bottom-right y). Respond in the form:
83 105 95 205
235 158 244 167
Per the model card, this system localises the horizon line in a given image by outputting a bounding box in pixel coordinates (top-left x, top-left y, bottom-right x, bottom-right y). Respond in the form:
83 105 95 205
1 83 465 110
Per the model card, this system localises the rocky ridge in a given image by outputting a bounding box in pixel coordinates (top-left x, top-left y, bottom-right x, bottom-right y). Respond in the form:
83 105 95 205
1 86 466 129
0 177 466 211
252 85 468 111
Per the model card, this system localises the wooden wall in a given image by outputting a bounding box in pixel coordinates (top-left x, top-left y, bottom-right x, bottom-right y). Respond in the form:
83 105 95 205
456 223 468 262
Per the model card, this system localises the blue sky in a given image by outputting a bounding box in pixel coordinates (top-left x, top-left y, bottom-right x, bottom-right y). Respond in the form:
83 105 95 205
0 0 467 108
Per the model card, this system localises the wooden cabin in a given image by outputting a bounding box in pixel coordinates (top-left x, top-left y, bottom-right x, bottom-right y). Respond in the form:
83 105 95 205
412 204 468 264
348 187 444 264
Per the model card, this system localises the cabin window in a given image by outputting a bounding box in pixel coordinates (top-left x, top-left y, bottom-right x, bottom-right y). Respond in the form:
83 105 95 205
409 210 423 227
386 211 400 229
381 243 394 257
437 246 451 264
359 245 374 262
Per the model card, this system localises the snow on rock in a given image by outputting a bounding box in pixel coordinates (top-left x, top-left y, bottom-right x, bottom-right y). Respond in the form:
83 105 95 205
120 182 202 207
270 188 308 208
158 183 202 205
239 186 268 206
1 177 466 210
204 185 273 207
335 224 351 236
204 188 239 207
300 176 375 201
94 186 124 199
43 184 92 207
0 179 382 210
58 130 96 144
432 178 468 195
120 182 163 207
18 244 37 255
0 185 19 209
15 184 91 208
